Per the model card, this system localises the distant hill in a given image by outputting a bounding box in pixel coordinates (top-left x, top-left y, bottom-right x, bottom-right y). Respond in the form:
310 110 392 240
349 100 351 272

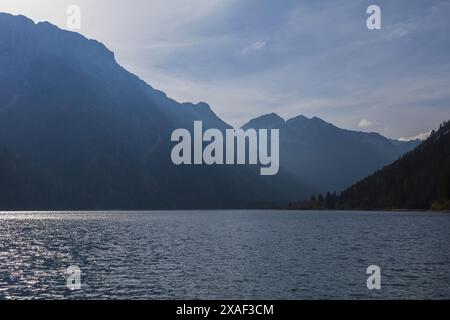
0 13 420 210
243 113 420 193
292 120 450 210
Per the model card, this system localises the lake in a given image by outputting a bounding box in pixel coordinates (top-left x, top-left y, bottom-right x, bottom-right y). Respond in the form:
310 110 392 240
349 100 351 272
0 210 449 299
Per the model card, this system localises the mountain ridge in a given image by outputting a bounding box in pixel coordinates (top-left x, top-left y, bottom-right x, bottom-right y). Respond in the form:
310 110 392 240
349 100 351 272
243 112 421 193
0 12 421 210
291 120 450 210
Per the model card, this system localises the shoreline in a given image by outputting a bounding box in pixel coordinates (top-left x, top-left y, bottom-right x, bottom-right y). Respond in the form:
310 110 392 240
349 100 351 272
0 208 449 213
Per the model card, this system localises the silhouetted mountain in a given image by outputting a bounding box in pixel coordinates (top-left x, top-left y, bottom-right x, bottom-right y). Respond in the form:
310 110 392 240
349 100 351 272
242 113 285 130
243 113 420 193
0 13 420 209
389 138 422 154
293 120 450 210
0 146 52 209
0 13 309 209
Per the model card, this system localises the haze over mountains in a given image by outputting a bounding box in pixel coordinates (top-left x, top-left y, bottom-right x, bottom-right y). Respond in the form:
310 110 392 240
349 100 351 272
0 13 421 210
338 120 450 210
293 120 450 210
243 113 420 193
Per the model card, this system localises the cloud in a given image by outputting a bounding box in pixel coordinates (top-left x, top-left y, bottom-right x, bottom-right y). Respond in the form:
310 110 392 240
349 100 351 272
386 22 418 40
2 0 449 139
240 40 267 55
399 131 431 141
358 119 374 128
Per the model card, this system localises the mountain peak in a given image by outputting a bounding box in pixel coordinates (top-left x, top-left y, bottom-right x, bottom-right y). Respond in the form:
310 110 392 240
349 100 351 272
180 101 212 112
195 102 212 111
242 113 285 129
285 115 338 130
311 116 328 123
286 114 309 124
0 12 33 24
0 12 115 64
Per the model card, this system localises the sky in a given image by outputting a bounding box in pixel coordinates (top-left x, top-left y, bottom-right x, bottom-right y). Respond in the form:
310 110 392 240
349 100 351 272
1 0 450 139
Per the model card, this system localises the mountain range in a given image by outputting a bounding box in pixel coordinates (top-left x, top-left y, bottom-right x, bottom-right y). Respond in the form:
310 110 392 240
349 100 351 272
339 120 450 210
0 13 421 210
292 120 450 210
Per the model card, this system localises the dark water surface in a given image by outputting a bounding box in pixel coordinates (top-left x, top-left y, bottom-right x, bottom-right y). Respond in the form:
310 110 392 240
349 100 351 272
0 210 449 299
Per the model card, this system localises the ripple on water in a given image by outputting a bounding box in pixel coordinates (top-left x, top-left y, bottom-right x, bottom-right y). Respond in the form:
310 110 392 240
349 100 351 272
0 210 449 299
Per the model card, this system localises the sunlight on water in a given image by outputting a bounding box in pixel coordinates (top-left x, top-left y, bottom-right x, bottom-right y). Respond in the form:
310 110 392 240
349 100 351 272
0 210 449 300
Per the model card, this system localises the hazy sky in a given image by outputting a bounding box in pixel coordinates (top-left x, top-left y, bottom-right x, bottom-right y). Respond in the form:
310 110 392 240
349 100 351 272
1 0 449 139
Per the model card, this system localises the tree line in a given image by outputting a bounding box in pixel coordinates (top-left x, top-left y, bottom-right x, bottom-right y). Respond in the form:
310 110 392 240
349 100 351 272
289 120 450 211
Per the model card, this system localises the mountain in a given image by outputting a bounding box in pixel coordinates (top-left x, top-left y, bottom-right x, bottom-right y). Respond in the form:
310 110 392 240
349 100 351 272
293 120 450 210
243 114 421 193
242 113 285 130
0 13 419 209
0 13 311 209
388 138 422 154
0 146 52 209
337 120 450 210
